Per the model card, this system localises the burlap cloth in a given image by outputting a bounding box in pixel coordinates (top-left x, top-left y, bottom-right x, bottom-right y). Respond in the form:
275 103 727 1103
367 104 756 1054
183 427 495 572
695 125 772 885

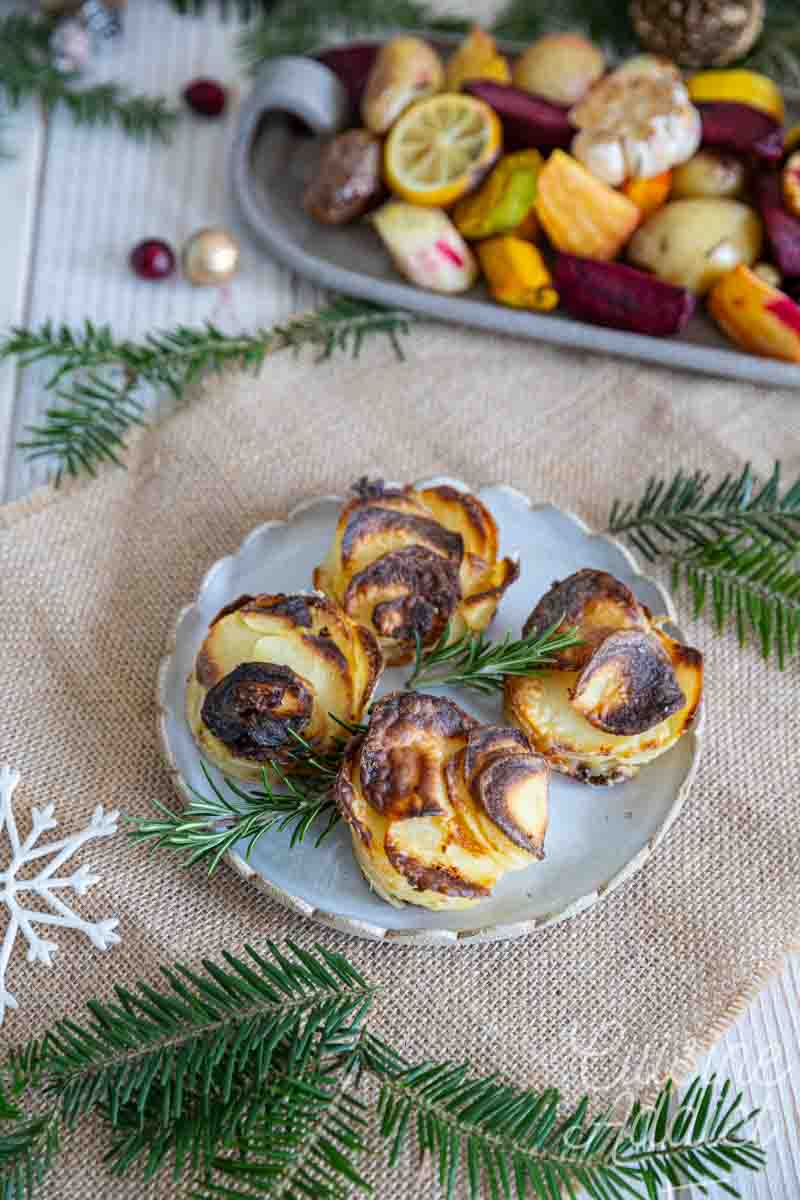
1 324 799 1197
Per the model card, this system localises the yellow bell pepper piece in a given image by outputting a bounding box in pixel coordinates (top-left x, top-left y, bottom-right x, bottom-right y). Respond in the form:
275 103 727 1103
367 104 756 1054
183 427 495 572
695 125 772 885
454 150 543 241
687 70 785 124
708 265 800 363
445 27 511 91
477 236 558 310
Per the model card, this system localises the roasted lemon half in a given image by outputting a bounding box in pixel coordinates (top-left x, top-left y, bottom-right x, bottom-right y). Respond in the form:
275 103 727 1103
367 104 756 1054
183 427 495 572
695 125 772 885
506 569 703 785
334 692 549 910
186 592 382 783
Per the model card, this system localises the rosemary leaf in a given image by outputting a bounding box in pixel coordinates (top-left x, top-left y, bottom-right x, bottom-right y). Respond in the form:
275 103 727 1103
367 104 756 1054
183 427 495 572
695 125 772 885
407 619 583 694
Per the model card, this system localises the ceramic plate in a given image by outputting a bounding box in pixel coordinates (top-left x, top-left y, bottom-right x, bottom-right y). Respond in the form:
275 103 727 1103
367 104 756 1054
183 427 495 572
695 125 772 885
157 482 704 944
231 40 800 390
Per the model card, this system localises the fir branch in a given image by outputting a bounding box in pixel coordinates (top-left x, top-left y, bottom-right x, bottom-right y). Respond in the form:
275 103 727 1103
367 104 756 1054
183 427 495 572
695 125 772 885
0 14 176 143
0 944 767 1199
670 538 800 667
742 0 800 92
361 1034 765 1200
3 299 415 483
407 619 583 694
238 0 470 71
491 0 639 56
608 463 800 560
609 464 800 665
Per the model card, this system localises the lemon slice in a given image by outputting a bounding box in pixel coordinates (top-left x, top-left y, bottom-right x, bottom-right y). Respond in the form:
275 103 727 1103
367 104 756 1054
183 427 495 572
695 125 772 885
384 93 502 208
688 70 785 124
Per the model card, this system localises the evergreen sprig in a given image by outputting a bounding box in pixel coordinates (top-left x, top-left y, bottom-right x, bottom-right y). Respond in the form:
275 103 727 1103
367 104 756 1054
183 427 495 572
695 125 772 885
609 464 800 664
363 1034 765 1200
238 0 800 89
167 0 278 17
407 619 583 694
0 940 767 1199
0 14 176 143
3 299 416 482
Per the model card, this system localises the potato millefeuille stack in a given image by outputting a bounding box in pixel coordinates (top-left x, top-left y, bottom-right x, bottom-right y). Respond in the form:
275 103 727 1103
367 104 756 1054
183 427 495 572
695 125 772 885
306 26 800 364
185 481 703 913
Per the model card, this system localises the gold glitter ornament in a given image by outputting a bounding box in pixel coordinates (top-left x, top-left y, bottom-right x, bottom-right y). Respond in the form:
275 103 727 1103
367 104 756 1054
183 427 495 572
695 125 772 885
181 227 240 286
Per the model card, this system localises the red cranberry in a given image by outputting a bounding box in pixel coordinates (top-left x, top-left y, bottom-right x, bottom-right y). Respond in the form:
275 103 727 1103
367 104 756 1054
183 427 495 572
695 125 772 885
129 239 175 281
183 78 227 118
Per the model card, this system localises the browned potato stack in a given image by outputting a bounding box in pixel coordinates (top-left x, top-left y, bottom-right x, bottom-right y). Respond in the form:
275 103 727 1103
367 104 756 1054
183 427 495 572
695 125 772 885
334 692 549 910
506 569 703 785
314 478 519 665
186 593 382 782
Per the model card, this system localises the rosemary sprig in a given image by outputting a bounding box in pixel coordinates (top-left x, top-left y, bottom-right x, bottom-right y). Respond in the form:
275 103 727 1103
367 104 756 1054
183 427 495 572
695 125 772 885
0 14 176 143
609 463 800 665
4 298 415 482
407 619 583 694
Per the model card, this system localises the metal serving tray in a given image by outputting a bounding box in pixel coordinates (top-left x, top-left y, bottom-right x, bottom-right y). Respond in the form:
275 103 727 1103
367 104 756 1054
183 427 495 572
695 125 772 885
230 37 800 389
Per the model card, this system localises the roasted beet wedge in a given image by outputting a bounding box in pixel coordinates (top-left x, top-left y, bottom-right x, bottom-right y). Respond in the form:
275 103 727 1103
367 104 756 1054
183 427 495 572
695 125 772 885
553 255 696 336
315 43 380 114
754 171 800 277
697 102 784 163
464 81 573 151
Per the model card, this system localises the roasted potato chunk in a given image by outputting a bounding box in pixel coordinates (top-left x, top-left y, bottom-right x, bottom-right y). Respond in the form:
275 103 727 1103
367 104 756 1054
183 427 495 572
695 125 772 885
186 592 382 783
334 693 548 910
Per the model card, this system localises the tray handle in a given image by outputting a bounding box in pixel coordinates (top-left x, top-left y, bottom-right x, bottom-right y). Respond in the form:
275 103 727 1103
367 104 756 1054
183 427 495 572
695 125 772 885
231 57 350 247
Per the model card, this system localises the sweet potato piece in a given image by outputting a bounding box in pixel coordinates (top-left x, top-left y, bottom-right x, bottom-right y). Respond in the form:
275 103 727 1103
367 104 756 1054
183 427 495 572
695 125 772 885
622 170 672 217
536 151 640 261
553 254 696 336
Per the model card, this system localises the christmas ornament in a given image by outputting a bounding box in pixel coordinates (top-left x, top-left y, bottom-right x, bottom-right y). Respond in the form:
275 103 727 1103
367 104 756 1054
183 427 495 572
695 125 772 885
629 0 765 68
130 238 176 280
184 78 228 118
0 764 120 1025
182 227 240 285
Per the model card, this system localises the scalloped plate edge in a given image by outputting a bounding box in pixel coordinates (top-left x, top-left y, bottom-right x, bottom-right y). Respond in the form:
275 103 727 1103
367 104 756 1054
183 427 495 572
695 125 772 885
156 479 705 946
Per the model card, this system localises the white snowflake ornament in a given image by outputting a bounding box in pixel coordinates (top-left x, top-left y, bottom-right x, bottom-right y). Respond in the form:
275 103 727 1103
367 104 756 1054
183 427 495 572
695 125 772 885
0 764 121 1025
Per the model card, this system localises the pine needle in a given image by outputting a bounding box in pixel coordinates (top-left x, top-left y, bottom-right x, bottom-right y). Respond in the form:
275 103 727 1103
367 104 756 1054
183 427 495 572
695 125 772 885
3 299 416 483
407 618 583 694
0 14 176 143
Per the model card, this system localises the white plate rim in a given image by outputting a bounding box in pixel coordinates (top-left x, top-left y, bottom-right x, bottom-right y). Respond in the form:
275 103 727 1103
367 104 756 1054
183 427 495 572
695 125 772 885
156 480 705 945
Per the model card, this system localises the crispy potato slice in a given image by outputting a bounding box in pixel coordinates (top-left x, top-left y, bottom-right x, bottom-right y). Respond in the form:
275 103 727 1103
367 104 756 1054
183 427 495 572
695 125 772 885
523 568 647 670
571 628 686 735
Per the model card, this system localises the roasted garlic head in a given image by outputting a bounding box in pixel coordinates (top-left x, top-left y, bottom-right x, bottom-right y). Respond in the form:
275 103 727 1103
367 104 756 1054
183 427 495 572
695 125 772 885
314 479 519 666
506 569 703 785
334 692 549 910
186 593 382 783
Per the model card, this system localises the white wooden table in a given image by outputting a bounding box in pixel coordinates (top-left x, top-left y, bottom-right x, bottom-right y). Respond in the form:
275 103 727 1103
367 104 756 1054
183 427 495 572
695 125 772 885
1 4 798 1195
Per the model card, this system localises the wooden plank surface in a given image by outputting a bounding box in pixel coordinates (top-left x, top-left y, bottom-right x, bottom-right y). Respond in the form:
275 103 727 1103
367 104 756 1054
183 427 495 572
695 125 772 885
0 5 797 1196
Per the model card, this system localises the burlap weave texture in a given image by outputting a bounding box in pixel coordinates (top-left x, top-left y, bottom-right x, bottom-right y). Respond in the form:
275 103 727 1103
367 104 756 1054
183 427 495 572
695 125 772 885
1 325 799 1197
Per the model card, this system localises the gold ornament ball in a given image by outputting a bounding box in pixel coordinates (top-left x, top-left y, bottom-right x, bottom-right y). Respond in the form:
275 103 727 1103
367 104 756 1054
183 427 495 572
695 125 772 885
182 227 240 286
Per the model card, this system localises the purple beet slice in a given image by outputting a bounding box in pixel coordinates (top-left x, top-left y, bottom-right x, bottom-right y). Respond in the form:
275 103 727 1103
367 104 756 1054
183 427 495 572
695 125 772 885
754 171 800 276
315 43 380 115
553 254 697 337
464 81 573 151
697 102 784 162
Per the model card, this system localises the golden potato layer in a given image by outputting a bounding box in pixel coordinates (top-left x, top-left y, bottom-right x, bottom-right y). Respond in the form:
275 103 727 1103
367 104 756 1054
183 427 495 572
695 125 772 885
334 692 549 910
187 592 382 783
314 478 519 665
